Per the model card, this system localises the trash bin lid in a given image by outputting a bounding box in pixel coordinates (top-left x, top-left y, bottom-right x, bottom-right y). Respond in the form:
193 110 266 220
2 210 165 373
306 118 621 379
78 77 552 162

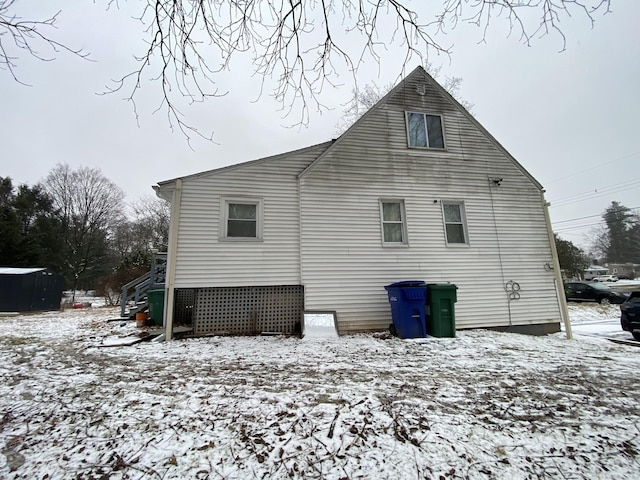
385 281 426 290
427 283 458 290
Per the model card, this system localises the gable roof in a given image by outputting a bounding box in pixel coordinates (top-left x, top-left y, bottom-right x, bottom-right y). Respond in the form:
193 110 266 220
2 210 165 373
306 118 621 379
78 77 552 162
155 141 334 192
298 66 543 191
154 66 543 192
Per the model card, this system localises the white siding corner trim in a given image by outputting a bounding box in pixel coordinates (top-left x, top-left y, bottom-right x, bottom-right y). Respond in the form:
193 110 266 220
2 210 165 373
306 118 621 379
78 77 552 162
164 178 182 341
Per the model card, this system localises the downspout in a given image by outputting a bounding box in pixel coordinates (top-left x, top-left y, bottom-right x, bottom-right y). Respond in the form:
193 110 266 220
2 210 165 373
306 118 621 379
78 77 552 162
164 179 183 341
543 199 573 340
297 176 304 292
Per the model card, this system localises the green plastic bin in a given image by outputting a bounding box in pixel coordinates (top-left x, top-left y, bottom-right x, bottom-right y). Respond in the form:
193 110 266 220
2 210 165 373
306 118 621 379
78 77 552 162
427 284 458 338
147 289 165 326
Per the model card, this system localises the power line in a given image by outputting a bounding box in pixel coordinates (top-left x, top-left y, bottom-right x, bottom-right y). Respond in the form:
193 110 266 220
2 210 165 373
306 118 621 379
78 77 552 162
552 205 640 226
544 151 640 186
554 222 602 233
548 177 640 207
553 213 602 225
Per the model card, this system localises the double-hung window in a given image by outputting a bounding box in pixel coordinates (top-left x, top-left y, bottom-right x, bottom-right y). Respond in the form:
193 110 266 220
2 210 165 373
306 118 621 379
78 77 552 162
406 112 445 149
380 200 407 245
222 198 263 240
442 201 468 245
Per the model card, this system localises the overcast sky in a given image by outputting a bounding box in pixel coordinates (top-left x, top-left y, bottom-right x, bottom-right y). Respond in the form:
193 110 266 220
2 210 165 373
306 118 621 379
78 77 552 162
1 1 639 252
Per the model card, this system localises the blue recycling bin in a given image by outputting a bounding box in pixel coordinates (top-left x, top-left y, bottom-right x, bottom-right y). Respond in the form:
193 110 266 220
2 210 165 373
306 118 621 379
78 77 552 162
384 281 428 338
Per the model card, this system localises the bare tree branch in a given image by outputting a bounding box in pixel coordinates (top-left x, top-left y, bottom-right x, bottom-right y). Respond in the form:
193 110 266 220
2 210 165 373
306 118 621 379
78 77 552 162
107 0 610 141
437 0 612 52
2 1 613 142
0 0 89 84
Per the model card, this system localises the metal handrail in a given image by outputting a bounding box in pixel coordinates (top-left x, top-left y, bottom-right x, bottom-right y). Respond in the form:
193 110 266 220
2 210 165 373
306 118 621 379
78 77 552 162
121 272 150 317
122 271 150 291
120 253 168 318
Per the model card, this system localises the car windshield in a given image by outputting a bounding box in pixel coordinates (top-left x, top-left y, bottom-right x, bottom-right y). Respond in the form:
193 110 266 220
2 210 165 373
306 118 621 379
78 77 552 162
627 292 640 303
587 282 612 291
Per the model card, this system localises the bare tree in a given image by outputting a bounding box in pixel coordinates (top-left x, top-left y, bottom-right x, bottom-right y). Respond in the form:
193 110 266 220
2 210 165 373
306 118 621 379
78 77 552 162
3 1 612 140
336 82 394 134
336 62 474 133
106 195 170 270
128 194 171 253
586 223 610 262
44 164 125 298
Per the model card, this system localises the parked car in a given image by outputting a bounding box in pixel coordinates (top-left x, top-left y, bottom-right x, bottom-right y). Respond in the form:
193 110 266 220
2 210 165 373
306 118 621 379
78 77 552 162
564 281 629 305
620 291 640 340
592 275 618 282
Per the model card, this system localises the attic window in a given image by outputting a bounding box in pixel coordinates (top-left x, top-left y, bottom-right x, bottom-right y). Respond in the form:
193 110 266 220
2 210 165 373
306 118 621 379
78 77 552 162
406 112 445 149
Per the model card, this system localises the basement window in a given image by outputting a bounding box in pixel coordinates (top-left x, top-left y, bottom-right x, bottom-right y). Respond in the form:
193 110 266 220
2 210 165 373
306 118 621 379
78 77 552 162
406 112 445 149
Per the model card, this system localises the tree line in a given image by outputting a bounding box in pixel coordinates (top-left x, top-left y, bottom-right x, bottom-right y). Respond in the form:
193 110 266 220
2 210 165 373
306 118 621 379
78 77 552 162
556 202 640 279
0 164 169 301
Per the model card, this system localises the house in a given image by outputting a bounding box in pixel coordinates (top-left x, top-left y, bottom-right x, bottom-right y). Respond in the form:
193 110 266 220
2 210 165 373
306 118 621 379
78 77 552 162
584 265 608 280
605 263 638 280
0 268 64 313
154 66 568 339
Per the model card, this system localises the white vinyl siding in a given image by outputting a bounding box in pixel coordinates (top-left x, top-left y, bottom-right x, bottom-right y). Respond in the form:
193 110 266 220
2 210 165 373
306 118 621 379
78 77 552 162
165 144 329 288
299 72 560 334
380 200 407 245
442 201 468 245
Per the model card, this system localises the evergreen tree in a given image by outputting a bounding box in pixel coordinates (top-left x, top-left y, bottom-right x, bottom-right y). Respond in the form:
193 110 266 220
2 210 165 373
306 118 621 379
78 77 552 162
0 177 20 265
554 234 588 279
602 202 639 263
0 177 63 269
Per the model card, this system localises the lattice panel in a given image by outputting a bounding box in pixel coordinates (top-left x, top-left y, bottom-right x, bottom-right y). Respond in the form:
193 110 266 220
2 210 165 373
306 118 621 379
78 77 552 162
174 289 196 326
193 285 304 335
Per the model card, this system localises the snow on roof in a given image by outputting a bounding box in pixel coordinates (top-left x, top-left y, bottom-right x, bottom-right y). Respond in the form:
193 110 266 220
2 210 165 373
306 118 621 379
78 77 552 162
585 265 608 272
0 267 46 275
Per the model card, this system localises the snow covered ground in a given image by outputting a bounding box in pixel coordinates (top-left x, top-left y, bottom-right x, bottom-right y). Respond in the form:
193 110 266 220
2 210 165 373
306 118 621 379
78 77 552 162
1 302 639 479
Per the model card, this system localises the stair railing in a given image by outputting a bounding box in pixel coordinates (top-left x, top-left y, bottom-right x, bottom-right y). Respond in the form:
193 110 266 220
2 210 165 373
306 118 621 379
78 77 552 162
120 252 168 318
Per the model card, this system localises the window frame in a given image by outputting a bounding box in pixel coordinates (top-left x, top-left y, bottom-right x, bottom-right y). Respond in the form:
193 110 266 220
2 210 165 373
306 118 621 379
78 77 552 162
220 197 264 241
405 111 446 150
379 199 409 247
441 201 469 246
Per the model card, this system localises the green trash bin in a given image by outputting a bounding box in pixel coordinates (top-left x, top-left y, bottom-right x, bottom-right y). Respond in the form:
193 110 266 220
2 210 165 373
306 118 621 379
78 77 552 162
427 284 458 338
147 289 165 326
